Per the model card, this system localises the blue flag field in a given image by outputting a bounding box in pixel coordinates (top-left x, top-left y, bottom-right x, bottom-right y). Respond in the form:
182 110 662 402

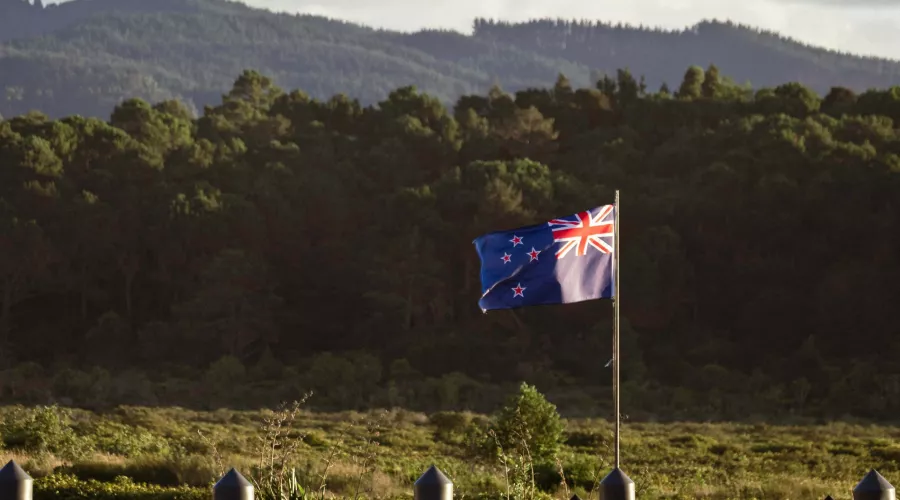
473 204 616 312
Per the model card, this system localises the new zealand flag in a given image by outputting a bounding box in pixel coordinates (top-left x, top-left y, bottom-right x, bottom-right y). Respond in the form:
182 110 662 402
473 205 616 311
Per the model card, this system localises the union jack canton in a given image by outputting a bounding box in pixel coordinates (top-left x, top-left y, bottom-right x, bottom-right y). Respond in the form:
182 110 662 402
473 205 616 311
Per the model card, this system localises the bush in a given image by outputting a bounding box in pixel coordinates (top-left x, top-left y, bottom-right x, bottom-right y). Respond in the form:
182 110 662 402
493 383 564 463
301 430 328 448
87 421 172 457
54 455 218 488
564 429 608 450
0 405 91 460
533 455 598 491
463 415 494 460
429 411 472 444
55 461 180 487
34 474 207 500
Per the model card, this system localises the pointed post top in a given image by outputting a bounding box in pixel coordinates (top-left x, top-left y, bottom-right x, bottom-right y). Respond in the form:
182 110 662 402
854 469 895 500
414 465 452 500
215 468 251 488
598 468 635 500
213 468 253 500
855 469 894 491
414 465 452 486
825 496 834 500
0 461 33 500
570 495 583 500
0 461 31 482
599 467 635 486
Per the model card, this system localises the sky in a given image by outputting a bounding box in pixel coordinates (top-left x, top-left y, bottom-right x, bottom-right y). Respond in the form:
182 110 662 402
240 0 900 60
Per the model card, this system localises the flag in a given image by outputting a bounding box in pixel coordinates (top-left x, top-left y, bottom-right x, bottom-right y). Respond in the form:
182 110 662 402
473 205 616 311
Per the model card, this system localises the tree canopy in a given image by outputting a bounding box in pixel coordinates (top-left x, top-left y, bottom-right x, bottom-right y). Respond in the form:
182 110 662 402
0 66 899 422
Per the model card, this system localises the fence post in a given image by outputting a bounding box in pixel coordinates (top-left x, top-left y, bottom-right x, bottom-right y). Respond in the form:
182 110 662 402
598 468 635 500
414 465 452 500
0 461 32 500
826 496 834 500
213 468 253 500
571 495 582 500
854 469 895 500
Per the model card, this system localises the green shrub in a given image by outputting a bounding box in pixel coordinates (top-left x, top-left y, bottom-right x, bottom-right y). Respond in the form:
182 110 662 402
750 442 803 454
870 446 900 462
462 416 494 460
87 421 172 457
34 474 207 500
301 431 328 448
668 434 712 449
429 411 472 444
829 445 861 456
533 456 598 492
564 429 607 449
493 383 564 463
709 443 742 456
532 462 561 491
164 454 219 487
0 405 91 460
55 461 180 487
53 455 217 487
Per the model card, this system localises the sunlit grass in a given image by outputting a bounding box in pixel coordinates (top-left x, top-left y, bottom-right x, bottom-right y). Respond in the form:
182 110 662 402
0 405 895 499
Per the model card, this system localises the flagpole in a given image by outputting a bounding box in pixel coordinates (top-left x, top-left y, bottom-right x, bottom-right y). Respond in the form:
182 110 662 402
599 191 634 500
613 189 621 469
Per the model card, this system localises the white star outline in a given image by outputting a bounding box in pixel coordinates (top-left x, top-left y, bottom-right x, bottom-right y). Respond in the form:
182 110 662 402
512 283 526 297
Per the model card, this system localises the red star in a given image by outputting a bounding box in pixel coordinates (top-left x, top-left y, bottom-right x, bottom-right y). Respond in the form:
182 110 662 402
527 247 540 262
501 253 512 264
512 283 526 297
510 235 523 246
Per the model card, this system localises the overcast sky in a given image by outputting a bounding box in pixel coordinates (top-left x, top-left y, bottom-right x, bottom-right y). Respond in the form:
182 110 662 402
238 0 900 60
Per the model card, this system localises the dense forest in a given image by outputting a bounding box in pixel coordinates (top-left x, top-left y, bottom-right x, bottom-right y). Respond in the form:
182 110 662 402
3 0 900 118
1 61 899 422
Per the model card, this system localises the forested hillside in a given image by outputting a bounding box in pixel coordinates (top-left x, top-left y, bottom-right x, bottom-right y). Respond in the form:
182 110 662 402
2 0 900 118
1 64 899 421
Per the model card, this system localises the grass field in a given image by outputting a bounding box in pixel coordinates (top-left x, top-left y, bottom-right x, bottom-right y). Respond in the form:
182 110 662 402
1 403 899 499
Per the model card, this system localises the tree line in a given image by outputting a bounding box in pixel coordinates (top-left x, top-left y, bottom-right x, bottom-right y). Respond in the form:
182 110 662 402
3 0 900 120
0 65 899 420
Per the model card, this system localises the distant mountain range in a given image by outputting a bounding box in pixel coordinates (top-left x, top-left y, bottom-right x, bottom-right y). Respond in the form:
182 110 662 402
2 0 900 118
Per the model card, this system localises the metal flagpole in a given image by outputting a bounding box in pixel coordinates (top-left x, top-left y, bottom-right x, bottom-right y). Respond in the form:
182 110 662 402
613 189 621 469
599 190 634 499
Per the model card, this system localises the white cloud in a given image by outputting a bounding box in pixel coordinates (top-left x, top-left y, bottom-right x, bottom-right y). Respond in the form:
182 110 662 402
250 0 900 59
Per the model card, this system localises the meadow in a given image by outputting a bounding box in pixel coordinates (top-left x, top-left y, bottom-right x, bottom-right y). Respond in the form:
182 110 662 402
2 397 900 500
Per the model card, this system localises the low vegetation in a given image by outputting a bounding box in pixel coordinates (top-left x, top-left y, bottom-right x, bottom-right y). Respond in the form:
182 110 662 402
1 385 898 499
